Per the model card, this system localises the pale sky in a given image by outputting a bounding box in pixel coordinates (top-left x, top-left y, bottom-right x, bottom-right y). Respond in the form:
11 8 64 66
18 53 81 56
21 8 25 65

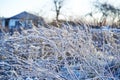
0 0 120 20
0 0 94 16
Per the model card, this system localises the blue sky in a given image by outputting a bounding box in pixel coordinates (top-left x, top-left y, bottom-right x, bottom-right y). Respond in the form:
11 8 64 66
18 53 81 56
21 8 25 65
0 0 120 20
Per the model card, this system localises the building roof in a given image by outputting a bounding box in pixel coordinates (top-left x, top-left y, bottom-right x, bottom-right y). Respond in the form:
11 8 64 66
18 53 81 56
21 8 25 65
9 11 40 19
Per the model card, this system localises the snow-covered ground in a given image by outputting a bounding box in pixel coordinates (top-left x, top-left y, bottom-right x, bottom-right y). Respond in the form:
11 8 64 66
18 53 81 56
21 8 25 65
0 25 120 80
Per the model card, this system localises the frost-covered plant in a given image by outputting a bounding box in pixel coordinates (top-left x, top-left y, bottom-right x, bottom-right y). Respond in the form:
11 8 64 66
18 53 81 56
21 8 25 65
0 24 120 80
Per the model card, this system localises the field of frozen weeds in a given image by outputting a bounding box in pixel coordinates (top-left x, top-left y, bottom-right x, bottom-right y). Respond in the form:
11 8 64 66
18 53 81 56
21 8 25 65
0 25 120 80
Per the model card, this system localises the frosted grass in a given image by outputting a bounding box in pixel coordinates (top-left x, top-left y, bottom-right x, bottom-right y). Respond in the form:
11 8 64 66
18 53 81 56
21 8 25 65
0 25 120 80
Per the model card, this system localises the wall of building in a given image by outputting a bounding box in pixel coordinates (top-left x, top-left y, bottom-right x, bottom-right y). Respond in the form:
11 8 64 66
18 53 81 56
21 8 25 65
9 19 19 29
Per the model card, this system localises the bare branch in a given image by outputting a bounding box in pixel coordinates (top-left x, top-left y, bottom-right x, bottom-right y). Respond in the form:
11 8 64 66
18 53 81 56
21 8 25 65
53 0 64 21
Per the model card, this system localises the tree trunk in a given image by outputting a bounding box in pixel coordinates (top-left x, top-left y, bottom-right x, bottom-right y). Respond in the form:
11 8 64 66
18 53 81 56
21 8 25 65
56 10 59 22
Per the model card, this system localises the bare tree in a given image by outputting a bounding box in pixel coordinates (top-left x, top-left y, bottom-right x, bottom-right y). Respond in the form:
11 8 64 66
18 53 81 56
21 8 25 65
94 1 120 26
53 0 64 22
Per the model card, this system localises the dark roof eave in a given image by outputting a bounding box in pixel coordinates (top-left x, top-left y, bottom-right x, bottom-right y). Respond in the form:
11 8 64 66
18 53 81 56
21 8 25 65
9 11 40 20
